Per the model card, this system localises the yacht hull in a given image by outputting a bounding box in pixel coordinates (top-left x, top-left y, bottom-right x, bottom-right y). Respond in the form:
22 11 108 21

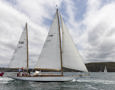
8 76 77 82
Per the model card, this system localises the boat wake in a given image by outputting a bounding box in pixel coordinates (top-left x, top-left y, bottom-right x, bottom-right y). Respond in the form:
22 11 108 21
0 77 13 84
77 79 115 84
85 84 97 90
71 79 77 82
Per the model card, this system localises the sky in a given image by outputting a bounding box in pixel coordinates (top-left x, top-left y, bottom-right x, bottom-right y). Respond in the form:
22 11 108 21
0 0 115 67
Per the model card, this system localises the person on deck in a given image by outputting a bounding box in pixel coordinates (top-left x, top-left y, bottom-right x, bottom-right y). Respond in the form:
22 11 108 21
17 68 21 76
28 69 31 76
17 67 24 76
18 68 22 72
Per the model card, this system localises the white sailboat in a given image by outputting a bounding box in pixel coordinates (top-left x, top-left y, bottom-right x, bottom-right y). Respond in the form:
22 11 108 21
104 66 107 73
8 9 88 81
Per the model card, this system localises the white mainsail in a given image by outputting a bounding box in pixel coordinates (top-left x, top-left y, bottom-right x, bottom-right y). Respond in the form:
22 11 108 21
36 11 61 70
61 16 88 72
9 23 28 68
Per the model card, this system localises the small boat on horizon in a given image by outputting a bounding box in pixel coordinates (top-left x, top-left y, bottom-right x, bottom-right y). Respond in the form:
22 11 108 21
8 8 88 82
104 66 107 73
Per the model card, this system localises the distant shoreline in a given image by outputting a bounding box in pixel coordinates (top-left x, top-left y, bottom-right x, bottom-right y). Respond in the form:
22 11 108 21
0 62 115 72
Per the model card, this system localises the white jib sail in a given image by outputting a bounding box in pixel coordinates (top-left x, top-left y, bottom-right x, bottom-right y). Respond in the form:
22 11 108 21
9 24 28 68
36 11 61 70
61 16 88 72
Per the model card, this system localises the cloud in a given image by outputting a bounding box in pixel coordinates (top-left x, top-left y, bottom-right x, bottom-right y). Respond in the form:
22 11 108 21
2 0 62 26
78 0 115 62
0 1 47 67
1 0 115 67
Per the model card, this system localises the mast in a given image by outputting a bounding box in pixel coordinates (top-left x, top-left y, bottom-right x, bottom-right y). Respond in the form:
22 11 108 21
56 9 63 76
25 23 29 73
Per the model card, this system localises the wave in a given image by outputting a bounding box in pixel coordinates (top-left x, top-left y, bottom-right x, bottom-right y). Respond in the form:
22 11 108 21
86 85 97 90
0 77 13 84
77 79 115 84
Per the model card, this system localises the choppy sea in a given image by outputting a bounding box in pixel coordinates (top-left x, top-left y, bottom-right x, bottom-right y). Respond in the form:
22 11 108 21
0 72 115 90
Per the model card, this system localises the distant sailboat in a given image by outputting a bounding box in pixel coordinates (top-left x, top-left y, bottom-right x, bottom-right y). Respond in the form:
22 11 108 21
8 9 88 81
104 66 107 73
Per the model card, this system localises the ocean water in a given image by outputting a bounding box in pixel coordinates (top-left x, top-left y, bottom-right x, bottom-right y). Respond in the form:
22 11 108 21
0 72 115 90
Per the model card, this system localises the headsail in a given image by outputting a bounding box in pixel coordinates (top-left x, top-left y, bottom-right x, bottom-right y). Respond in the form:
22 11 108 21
9 23 28 69
60 16 88 72
36 10 61 70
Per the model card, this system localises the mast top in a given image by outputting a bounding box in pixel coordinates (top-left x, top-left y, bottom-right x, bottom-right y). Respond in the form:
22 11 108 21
56 5 58 11
25 22 27 27
56 4 58 8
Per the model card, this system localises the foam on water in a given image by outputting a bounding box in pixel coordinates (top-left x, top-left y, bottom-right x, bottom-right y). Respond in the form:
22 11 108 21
0 77 13 84
85 85 97 90
1 72 115 90
71 79 77 82
77 79 115 84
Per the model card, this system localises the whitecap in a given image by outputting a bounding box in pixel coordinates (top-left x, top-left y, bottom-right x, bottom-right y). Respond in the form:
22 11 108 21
77 79 115 84
86 84 97 90
0 77 13 84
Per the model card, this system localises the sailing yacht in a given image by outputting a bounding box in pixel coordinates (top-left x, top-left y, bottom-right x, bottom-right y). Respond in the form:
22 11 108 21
8 9 88 81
